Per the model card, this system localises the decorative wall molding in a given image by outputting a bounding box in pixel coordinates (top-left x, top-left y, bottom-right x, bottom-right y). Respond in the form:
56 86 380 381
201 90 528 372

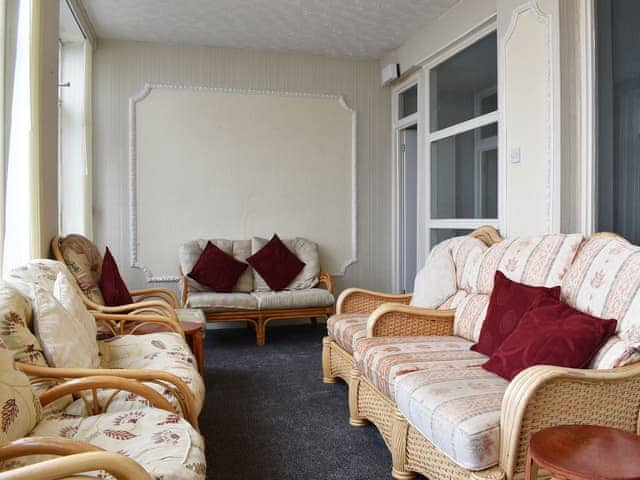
129 82 358 282
501 0 555 234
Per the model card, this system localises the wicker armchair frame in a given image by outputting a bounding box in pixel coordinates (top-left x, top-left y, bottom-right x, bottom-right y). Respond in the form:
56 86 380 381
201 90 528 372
322 226 502 385
180 268 334 346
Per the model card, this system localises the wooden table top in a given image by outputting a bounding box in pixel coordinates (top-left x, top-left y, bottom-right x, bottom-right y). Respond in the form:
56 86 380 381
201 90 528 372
529 425 640 480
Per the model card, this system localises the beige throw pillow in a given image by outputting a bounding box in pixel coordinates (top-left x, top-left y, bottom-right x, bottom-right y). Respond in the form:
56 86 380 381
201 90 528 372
410 247 457 309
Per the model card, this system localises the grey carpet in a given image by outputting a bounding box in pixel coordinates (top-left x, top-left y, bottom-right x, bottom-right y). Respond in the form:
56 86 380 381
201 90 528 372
201 323 409 479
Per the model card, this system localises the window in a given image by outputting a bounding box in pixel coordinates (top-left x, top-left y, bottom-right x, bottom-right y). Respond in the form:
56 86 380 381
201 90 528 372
595 0 640 243
427 32 499 247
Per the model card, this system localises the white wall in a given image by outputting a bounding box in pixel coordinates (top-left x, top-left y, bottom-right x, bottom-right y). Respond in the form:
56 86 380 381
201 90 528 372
92 40 391 293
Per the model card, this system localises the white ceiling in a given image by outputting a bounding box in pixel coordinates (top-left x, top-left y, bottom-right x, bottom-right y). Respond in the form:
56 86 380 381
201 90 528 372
82 0 459 58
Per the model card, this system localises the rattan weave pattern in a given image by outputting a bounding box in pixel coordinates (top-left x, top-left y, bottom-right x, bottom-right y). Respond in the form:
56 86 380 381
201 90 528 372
370 310 455 337
355 376 396 447
339 291 412 314
324 339 355 383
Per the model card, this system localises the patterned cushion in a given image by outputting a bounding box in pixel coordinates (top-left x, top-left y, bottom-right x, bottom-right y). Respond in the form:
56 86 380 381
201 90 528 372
251 288 334 310
57 235 105 305
453 294 490 342
251 237 320 291
449 236 490 289
0 344 41 442
562 236 640 368
461 234 583 294
354 336 487 400
17 408 206 479
395 366 508 471
327 313 369 353
186 291 258 311
439 290 469 309
180 239 253 293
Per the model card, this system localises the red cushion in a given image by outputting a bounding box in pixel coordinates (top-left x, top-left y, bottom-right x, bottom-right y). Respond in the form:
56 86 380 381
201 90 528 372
99 247 134 306
188 241 248 293
246 234 305 291
482 297 617 380
471 271 561 356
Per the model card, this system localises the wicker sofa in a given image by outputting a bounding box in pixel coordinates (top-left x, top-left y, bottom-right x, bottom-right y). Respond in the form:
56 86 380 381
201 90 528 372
179 237 334 345
325 229 640 480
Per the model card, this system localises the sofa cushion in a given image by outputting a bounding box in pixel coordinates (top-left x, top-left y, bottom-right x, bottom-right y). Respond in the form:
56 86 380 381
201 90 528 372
461 234 583 294
251 237 319 291
453 293 491 342
354 336 487 401
411 243 457 309
327 313 369 354
472 271 561 356
247 235 305 291
483 297 617 380
186 291 258 311
251 288 333 310
24 408 206 480
99 247 133 306
180 239 253 293
56 234 105 305
188 241 248 293
449 236 490 288
395 366 508 471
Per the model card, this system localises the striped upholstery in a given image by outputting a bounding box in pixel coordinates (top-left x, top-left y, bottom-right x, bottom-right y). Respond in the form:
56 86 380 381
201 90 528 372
327 313 369 353
395 366 508 471
354 336 486 400
562 236 640 368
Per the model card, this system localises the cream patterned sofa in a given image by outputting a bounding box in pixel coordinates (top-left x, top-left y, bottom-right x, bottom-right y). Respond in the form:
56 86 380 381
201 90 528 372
326 231 640 480
0 341 205 479
180 237 334 345
3 260 204 429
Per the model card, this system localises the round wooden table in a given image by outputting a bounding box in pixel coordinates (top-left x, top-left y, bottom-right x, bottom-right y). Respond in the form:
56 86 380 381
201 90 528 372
526 425 640 480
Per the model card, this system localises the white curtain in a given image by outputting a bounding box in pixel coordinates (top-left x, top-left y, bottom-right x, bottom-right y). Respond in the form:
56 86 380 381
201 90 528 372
3 0 41 275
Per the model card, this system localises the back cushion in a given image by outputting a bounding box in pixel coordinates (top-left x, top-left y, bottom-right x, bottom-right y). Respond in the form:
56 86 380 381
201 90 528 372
251 237 320 291
180 239 253 293
410 242 457 309
58 235 105 305
0 342 40 441
562 235 640 368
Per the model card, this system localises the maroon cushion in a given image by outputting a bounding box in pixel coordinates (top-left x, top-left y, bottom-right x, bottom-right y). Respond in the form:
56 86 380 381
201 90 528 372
99 247 134 306
188 241 248 293
482 297 617 380
246 234 305 291
471 271 561 356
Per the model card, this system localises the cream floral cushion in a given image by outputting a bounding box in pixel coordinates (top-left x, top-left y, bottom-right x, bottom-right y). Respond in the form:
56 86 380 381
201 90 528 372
411 243 457 309
327 313 369 354
58 235 105 305
3 408 206 479
0 343 41 442
53 271 99 350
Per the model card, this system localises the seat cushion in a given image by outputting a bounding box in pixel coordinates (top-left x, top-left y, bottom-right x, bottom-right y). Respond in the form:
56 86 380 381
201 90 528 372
63 333 206 417
251 288 334 310
186 291 258 311
354 336 487 401
23 408 206 479
326 313 369 353
395 366 508 471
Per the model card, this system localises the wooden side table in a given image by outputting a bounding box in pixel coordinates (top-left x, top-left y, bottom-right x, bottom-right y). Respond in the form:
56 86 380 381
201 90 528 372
526 425 640 480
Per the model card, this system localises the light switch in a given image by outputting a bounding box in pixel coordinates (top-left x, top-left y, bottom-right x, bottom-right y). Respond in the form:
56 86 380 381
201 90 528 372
510 147 521 164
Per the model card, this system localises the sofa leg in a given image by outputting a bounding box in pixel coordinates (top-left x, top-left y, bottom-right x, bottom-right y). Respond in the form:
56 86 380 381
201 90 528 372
255 319 266 346
322 337 338 384
310 317 318 326
348 368 368 427
391 408 415 480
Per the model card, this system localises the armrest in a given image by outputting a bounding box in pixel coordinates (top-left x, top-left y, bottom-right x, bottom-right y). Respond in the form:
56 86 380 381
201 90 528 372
317 272 333 294
0 439 151 480
16 363 198 430
336 288 412 314
130 288 179 308
499 363 640 479
92 312 184 336
90 300 177 320
366 304 455 337
39 376 176 415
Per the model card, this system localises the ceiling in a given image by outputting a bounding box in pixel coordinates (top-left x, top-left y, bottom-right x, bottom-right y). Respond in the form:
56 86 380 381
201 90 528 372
82 0 459 58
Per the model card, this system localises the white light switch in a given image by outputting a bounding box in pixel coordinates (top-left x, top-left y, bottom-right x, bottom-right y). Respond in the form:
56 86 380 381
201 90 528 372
510 147 521 164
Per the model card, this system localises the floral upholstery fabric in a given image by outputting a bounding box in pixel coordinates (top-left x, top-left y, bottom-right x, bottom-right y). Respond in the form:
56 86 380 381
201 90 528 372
327 313 369 354
354 336 487 400
461 234 583 295
439 290 469 309
251 288 334 310
449 236 490 289
395 365 508 471
180 239 253 293
5 408 206 479
562 236 640 368
453 294 490 342
57 235 105 305
0 343 41 442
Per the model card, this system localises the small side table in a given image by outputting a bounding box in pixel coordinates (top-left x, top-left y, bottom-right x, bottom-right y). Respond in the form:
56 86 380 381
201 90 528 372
526 425 640 480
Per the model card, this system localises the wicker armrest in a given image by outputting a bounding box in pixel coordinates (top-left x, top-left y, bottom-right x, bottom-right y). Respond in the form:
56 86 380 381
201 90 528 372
366 303 455 337
92 311 184 336
499 363 640 479
336 288 412 314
